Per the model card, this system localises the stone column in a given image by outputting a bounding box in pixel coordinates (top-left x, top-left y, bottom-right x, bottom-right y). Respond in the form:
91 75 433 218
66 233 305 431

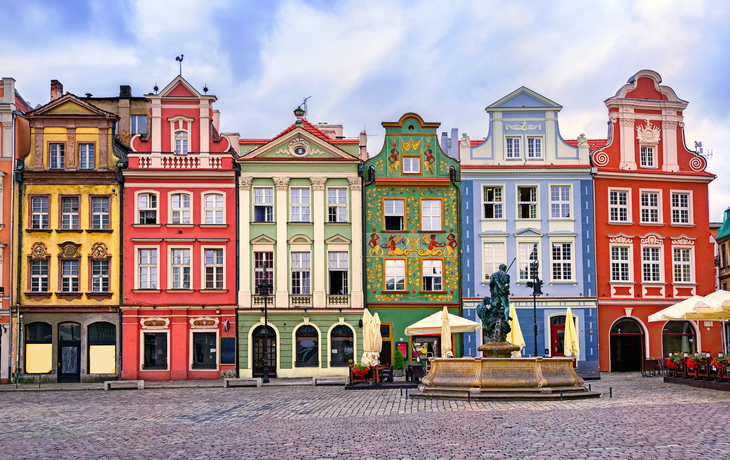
66 124 76 170
662 120 678 172
239 177 253 308
311 177 327 308
274 177 290 308
348 176 363 309
619 117 636 170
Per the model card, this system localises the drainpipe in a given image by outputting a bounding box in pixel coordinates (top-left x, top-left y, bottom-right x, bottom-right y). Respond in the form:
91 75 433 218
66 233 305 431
450 166 462 357
117 166 125 380
7 110 18 381
361 165 375 312
14 162 24 384
234 159 240 378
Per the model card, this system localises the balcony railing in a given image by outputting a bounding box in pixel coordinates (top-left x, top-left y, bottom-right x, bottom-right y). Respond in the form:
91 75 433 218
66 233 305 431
252 295 274 306
327 294 350 306
133 154 225 169
290 294 312 307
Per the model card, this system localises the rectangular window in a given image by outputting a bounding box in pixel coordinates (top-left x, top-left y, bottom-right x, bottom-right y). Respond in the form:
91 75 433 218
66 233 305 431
291 252 311 295
253 188 274 222
483 243 505 279
722 243 728 269
171 249 191 289
384 199 405 231
204 249 224 289
61 197 79 230
403 157 421 174
421 199 442 231
62 260 79 292
671 192 690 224
171 194 191 224
328 252 348 295
327 189 348 223
384 259 406 291
143 332 167 370
30 260 48 292
91 260 109 292
254 252 274 294
138 249 158 289
550 186 571 219
517 186 537 219
79 144 95 170
506 137 520 158
483 187 503 219
291 188 310 222
642 247 661 282
91 196 110 230
422 259 443 292
31 197 49 229
130 115 147 135
192 332 216 369
175 132 188 155
518 243 539 281
527 137 542 158
609 190 629 222
640 191 660 223
138 193 157 224
673 248 692 283
640 146 655 167
204 194 224 224
50 143 65 169
551 243 573 281
611 246 630 281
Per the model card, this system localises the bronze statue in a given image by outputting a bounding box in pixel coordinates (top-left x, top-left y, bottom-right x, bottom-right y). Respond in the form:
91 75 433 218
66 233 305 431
477 264 512 343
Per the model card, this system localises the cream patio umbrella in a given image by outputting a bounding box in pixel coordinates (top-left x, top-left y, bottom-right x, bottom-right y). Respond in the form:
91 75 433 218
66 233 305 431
360 309 376 367
506 303 525 358
405 310 481 336
648 296 706 322
440 307 453 358
563 307 580 361
372 312 382 366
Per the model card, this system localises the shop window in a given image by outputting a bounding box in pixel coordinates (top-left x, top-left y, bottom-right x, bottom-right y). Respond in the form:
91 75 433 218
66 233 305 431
330 325 354 366
25 322 52 374
253 188 274 222
662 321 696 356
192 332 217 369
204 193 224 224
295 325 318 366
483 187 503 219
79 143 95 170
91 196 110 229
327 188 347 223
328 252 348 295
518 186 537 219
143 332 168 370
88 322 116 374
137 193 158 224
384 198 404 231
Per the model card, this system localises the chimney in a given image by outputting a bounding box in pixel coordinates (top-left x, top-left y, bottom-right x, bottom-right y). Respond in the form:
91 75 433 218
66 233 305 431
450 128 459 160
50 80 63 101
119 85 132 98
359 131 368 161
212 110 221 132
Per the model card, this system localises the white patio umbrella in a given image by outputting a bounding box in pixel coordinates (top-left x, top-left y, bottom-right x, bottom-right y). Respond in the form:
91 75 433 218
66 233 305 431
440 307 452 357
360 309 376 367
405 310 480 336
372 312 382 366
563 307 580 361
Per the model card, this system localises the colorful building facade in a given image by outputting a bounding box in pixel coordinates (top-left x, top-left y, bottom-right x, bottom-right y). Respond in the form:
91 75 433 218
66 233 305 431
364 113 461 366
592 70 719 371
121 76 237 380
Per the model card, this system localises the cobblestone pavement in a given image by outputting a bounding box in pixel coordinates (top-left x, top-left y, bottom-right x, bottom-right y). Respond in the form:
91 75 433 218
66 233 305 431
1 373 728 459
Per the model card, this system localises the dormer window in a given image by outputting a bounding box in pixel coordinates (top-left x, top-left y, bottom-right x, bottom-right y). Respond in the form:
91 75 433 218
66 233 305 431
175 131 188 155
640 146 655 168
506 137 520 159
527 137 542 159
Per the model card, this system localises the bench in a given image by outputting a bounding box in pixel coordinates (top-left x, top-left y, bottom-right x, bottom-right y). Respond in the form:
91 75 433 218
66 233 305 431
224 378 262 388
312 376 348 386
104 380 144 391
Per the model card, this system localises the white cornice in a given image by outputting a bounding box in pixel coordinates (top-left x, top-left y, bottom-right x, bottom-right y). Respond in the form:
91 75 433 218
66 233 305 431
594 171 715 183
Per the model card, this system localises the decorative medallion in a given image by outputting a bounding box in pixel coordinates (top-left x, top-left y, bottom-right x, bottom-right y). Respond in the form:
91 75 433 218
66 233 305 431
505 121 541 131
275 136 325 157
636 119 661 144
593 151 610 167
58 242 81 258
640 234 665 246
30 242 49 260
190 316 219 329
141 317 170 329
91 242 110 259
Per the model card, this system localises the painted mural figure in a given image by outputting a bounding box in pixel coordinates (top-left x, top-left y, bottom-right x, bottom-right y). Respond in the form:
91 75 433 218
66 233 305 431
446 233 458 256
424 147 435 173
388 146 399 173
419 234 445 256
368 233 381 256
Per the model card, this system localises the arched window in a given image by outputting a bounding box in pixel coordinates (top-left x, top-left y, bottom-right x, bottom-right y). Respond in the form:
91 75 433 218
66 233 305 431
295 325 318 366
610 318 643 335
662 321 696 356
25 322 53 374
330 325 354 366
58 322 81 341
88 322 116 374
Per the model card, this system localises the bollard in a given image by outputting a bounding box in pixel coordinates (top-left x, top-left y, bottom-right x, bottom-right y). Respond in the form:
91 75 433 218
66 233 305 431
405 388 409 400
400 387 402 396
610 387 612 398
560 390 563 401
468 391 471 403
589 384 591 392
38 374 41 388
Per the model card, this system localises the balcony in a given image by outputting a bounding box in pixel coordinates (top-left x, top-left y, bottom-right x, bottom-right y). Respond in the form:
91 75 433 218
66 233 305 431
132 154 226 169
252 295 274 307
327 294 350 307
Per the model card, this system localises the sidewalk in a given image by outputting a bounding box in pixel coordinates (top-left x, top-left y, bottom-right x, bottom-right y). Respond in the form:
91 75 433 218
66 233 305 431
0 377 317 392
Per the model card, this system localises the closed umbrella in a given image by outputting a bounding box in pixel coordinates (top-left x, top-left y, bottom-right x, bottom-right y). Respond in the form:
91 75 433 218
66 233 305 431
563 308 580 361
506 303 525 358
360 309 375 367
440 307 452 357
372 312 382 367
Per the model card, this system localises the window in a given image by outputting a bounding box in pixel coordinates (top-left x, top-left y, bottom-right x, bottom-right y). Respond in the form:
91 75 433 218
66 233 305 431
254 188 274 222
327 189 347 223
91 260 109 292
518 243 539 281
671 192 690 224
527 137 542 158
91 196 110 229
517 186 537 219
138 249 158 289
60 197 79 230
722 243 728 269
609 190 629 222
384 199 405 231
171 248 191 289
422 259 443 291
88 322 116 374
550 186 571 219
330 325 354 366
551 243 572 280
79 144 94 170
642 247 661 282
204 249 224 289
171 193 191 224
30 260 48 292
61 260 79 292
662 321 696 355
50 143 65 169
295 325 318 366
254 252 274 294
384 259 406 291
204 194 224 224
403 156 421 174
31 197 49 229
640 146 655 167
25 322 52 374
421 199 442 231
291 252 311 295
506 137 520 158
138 193 157 224
483 243 505 279
130 115 147 135
640 191 660 223
483 187 503 219
175 131 188 155
673 248 692 283
143 332 168 370
291 188 310 222
192 332 216 369
328 252 348 295
611 246 631 281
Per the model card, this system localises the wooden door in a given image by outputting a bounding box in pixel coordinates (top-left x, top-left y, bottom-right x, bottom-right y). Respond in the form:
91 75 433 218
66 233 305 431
551 324 566 357
252 326 276 378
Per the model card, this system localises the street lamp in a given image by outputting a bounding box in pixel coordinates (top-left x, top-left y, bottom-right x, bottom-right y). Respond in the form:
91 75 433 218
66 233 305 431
525 260 543 357
257 282 273 383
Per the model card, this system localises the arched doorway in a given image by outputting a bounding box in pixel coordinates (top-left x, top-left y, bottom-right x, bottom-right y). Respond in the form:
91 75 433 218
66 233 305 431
252 325 276 378
330 325 354 367
610 318 644 372
58 322 81 382
662 321 696 356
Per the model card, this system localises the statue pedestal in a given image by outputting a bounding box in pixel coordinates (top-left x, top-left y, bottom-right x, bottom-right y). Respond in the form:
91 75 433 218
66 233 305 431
478 341 521 358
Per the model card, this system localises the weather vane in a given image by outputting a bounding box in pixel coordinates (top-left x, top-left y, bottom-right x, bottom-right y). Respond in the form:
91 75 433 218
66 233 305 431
176 54 184 75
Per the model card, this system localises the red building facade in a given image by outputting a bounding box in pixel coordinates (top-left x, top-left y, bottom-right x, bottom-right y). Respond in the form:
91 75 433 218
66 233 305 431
593 70 720 371
121 76 237 380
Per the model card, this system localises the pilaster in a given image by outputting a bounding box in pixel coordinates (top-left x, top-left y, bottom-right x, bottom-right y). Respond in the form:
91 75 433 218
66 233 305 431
618 117 636 170
239 177 253 308
311 177 327 307
662 120 679 172
348 176 363 308
274 177 290 308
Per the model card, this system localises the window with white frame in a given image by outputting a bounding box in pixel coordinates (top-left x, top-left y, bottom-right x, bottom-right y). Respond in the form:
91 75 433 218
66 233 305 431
253 187 274 222
421 199 442 231
204 193 224 224
506 137 520 159
50 143 65 169
422 259 443 292
79 144 94 170
550 186 571 219
527 137 542 159
291 188 310 222
91 196 110 230
138 193 157 224
175 131 188 155
673 247 692 283
61 260 79 292
171 249 191 289
171 193 191 224
291 252 311 295
138 248 158 289
640 191 660 223
328 252 348 295
204 249 224 289
403 157 421 174
61 197 79 230
130 115 147 135
483 243 505 279
671 192 691 224
384 259 406 291
551 243 573 281
254 252 274 294
642 247 661 282
328 189 347 223
518 243 539 281
640 146 655 168
31 196 49 229
384 199 405 231
610 246 631 282
517 186 537 219
609 190 629 222
483 187 503 219
91 260 109 292
30 260 48 292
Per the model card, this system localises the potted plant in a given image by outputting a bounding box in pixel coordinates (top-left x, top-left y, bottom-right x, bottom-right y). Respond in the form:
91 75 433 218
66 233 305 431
686 354 703 372
711 355 730 372
350 364 371 380
394 349 405 377
667 354 682 371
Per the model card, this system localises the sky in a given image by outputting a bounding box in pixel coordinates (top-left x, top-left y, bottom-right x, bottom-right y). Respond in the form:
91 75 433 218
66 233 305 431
3 0 730 220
